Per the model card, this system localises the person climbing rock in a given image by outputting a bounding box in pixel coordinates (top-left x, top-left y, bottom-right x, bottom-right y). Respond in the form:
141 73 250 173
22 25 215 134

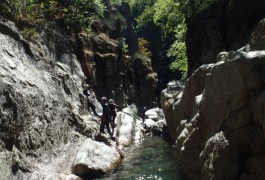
100 97 112 137
83 84 99 117
108 99 121 133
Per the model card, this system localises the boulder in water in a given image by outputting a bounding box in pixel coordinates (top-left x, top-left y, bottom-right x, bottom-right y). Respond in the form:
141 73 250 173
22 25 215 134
72 138 123 178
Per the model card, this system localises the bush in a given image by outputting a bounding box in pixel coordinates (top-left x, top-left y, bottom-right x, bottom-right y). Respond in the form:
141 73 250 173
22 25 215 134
0 0 106 29
21 27 39 42
138 37 152 58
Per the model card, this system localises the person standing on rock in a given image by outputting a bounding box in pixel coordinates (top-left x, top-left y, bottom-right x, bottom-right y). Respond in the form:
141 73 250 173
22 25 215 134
108 99 121 133
141 107 146 123
100 97 112 137
83 84 99 117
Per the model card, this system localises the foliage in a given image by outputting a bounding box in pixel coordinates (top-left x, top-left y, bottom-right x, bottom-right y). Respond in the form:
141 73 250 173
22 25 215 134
121 38 129 54
134 0 187 78
135 5 156 31
128 0 218 79
153 0 181 34
1 0 58 20
138 38 152 58
167 21 187 79
0 0 106 27
57 0 105 26
168 40 187 79
128 0 156 18
179 0 218 17
102 12 126 37
21 27 39 41
110 0 124 4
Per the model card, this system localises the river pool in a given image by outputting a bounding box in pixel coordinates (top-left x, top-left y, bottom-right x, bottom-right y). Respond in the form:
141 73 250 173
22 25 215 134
96 135 187 180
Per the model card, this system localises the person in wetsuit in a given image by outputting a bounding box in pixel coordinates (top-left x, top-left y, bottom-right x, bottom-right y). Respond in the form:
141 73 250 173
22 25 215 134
83 84 99 117
108 99 121 133
100 97 112 137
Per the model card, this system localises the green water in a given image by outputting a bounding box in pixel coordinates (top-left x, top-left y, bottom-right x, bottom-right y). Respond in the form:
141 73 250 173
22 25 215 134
98 136 187 180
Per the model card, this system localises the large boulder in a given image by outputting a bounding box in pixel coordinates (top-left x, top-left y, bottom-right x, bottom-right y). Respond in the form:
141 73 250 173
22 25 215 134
143 108 167 135
161 65 213 139
72 138 123 178
114 105 145 149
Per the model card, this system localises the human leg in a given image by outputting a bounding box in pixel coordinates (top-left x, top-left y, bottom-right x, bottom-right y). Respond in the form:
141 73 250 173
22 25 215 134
105 118 112 136
90 103 99 117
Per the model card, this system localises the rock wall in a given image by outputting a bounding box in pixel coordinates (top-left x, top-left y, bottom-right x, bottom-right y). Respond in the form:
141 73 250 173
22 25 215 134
77 2 156 108
0 2 156 179
161 19 265 180
0 14 149 179
186 0 265 77
0 16 93 179
77 32 156 108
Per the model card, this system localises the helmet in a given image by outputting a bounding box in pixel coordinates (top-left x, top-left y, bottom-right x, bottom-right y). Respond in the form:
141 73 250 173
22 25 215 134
84 84 90 89
101 97 107 103
109 99 114 104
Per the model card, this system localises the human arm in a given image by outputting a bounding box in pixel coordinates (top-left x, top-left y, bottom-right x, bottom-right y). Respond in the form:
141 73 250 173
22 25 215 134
114 103 122 111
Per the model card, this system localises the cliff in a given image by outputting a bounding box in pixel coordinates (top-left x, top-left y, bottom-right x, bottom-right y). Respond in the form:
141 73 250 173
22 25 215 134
0 2 156 179
78 2 156 108
161 18 265 180
186 0 265 77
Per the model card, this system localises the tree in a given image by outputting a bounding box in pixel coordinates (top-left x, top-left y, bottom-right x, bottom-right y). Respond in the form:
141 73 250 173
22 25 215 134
56 0 105 26
130 0 219 80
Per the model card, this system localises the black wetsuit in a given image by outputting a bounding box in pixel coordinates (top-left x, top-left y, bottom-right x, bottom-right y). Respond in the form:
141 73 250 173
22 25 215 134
83 89 98 116
109 103 117 131
100 103 112 136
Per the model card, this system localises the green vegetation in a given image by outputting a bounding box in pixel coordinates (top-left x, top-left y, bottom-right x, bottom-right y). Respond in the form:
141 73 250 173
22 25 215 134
127 0 218 79
0 0 218 79
102 12 127 38
138 38 152 58
21 27 39 42
0 0 105 27
121 38 129 54
110 0 124 4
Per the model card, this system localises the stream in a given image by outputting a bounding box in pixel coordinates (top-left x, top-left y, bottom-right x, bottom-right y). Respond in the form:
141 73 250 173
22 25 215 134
97 135 187 180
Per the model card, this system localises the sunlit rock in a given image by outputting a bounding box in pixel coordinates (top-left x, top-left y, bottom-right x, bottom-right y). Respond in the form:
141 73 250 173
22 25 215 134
143 108 167 136
31 173 81 180
72 138 122 178
114 105 144 149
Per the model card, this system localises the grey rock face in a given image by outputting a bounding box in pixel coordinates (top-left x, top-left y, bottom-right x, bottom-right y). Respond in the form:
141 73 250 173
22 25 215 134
161 19 265 180
0 17 99 179
0 15 150 179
